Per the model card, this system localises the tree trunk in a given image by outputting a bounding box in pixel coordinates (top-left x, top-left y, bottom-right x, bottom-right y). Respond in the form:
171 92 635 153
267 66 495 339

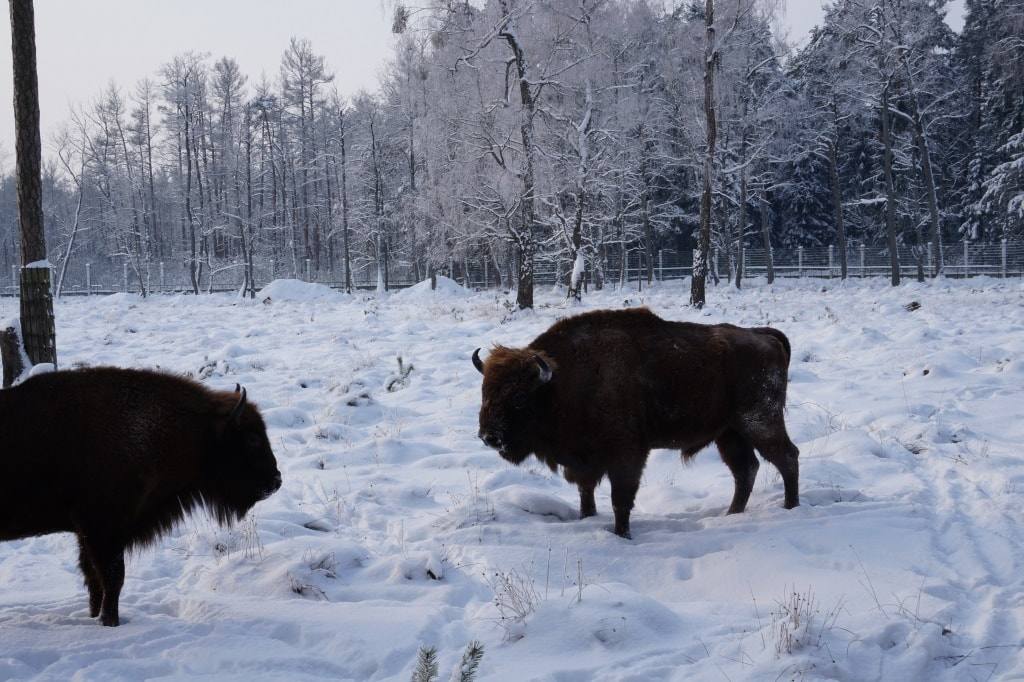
760 197 774 284
736 169 746 289
691 0 715 309
498 4 536 310
338 108 352 293
829 136 847 279
881 84 900 286
9 0 56 366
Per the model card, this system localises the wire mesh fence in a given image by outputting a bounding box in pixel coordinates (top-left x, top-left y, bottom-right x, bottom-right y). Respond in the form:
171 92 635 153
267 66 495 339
2 239 1021 297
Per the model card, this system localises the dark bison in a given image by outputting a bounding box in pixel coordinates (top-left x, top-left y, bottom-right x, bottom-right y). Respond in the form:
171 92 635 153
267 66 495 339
0 367 282 626
473 307 798 539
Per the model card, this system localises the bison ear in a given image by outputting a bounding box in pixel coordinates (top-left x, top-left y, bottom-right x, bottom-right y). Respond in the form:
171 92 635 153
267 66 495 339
535 354 553 383
234 383 241 394
230 386 247 424
472 348 485 375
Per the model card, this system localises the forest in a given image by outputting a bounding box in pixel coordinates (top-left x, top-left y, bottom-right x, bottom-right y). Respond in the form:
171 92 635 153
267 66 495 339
0 0 1020 304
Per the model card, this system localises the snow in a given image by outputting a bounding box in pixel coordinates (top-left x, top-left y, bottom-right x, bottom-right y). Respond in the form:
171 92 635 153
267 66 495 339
256 278 346 303
2 277 1023 680
22 260 51 269
393 275 472 300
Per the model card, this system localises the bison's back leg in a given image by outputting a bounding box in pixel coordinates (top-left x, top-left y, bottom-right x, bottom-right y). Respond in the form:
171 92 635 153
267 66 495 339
80 532 126 627
716 430 759 514
607 454 646 539
76 535 103 618
743 415 799 510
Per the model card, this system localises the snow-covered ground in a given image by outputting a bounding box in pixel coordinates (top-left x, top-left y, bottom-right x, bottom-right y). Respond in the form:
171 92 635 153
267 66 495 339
1 276 1023 681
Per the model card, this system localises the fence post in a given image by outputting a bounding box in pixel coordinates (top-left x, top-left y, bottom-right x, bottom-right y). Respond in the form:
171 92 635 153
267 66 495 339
963 239 969 276
1002 238 1008 278
85 263 91 294
159 262 165 292
798 247 804 278
828 245 834 278
658 249 663 282
12 264 17 289
305 258 311 282
859 244 866 277
926 242 933 278
123 263 128 293
713 248 720 281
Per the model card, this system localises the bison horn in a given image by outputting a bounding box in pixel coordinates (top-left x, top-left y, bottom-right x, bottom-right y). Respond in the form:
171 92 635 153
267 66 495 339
472 348 485 375
535 354 552 383
234 383 241 394
230 386 247 423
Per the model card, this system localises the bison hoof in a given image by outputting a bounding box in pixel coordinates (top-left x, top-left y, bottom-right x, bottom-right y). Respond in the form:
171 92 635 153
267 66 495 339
89 606 100 618
612 527 632 540
100 614 119 627
784 499 800 510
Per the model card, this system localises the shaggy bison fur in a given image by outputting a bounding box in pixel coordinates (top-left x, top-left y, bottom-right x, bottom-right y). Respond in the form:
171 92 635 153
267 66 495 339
0 367 281 626
474 308 798 538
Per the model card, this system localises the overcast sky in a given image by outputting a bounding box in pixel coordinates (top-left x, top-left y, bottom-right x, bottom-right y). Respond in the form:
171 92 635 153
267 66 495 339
0 0 965 160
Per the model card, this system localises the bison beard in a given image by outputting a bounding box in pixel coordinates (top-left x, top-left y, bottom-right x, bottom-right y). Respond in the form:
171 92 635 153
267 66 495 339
474 308 799 539
0 368 282 626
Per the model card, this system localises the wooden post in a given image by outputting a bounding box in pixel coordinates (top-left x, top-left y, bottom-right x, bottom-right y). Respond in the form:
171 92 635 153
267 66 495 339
798 247 804 278
963 239 969 277
828 245 834 278
123 262 128 292
85 262 91 293
160 261 165 292
1 321 25 387
860 243 866 277
658 249 663 282
1002 239 1008 278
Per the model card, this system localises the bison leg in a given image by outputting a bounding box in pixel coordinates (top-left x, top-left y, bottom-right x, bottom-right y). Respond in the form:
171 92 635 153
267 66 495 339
750 428 800 510
716 430 760 514
563 467 599 519
608 466 642 539
76 535 103 618
82 535 126 627
578 483 598 519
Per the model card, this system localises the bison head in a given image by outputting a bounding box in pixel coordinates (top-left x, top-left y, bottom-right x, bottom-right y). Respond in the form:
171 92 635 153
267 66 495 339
473 346 554 464
209 386 282 522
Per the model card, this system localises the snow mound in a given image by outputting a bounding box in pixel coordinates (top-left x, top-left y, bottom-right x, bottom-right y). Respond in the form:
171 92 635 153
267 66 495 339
256 279 343 303
393 275 471 300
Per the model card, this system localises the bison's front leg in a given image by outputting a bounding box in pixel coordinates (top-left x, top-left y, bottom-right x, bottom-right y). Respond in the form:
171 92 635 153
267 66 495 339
608 465 642 539
82 534 126 626
563 468 598 520
76 535 103 618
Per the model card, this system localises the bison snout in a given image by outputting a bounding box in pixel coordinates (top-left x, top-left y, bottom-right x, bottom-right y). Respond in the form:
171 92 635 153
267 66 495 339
478 429 502 450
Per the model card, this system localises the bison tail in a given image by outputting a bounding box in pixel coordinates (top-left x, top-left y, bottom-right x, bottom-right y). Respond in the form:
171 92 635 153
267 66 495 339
754 327 791 365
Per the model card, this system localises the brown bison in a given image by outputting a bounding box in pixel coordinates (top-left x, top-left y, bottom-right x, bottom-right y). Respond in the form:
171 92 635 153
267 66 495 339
473 308 798 539
0 367 282 626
